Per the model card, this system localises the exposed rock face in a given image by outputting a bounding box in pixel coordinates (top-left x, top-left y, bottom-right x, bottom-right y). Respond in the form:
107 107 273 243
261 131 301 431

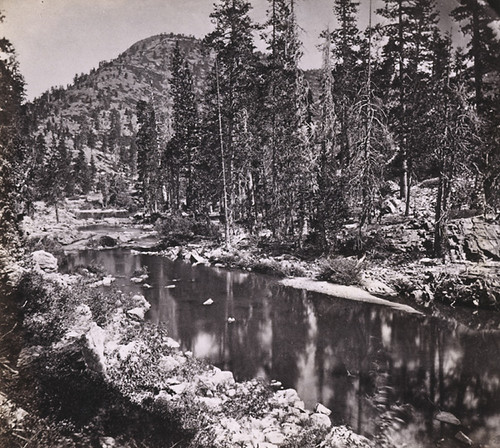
31 250 58 272
448 218 500 262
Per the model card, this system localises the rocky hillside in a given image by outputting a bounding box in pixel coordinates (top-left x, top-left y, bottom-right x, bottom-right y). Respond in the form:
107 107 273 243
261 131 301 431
27 33 212 172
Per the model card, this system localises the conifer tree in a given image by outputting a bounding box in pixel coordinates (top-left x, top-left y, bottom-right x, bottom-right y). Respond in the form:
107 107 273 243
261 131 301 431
204 0 258 239
167 42 199 210
135 100 161 213
0 11 26 246
452 0 500 211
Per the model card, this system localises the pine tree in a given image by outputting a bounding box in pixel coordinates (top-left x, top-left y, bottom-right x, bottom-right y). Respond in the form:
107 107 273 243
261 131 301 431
167 42 199 210
0 11 25 248
135 100 160 213
204 0 258 242
260 0 311 240
452 0 500 211
376 0 439 215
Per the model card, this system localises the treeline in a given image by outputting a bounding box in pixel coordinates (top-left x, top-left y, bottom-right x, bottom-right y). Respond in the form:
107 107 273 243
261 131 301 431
134 0 499 255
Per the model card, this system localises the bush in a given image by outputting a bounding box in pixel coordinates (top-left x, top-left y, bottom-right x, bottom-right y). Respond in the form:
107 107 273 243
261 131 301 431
317 257 366 286
156 214 219 244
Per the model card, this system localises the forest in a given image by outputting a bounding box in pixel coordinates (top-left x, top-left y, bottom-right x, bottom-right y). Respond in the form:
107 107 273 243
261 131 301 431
1 0 499 261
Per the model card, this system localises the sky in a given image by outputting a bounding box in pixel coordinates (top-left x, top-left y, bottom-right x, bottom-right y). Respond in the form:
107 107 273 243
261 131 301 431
0 0 492 100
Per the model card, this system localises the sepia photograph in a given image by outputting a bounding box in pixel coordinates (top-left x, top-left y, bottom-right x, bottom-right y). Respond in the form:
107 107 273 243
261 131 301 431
0 0 499 447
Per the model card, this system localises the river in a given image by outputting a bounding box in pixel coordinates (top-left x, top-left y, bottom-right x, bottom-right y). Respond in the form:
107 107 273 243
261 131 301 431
65 247 500 447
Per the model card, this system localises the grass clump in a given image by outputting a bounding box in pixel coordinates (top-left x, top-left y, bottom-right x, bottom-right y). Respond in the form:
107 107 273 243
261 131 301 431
317 257 367 286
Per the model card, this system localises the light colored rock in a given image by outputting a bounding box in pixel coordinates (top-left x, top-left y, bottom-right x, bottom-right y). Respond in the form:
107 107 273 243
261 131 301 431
127 307 146 320
83 323 107 373
455 431 473 446
264 431 285 445
130 277 144 283
99 436 117 448
203 298 214 305
210 368 235 387
435 411 461 425
315 403 332 416
102 276 115 286
118 342 137 361
198 396 223 410
281 423 301 437
275 389 301 406
170 383 187 395
311 412 332 428
32 250 58 272
165 337 180 349
159 355 182 373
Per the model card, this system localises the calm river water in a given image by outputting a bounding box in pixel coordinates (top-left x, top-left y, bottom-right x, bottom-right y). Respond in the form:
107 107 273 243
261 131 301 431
66 248 500 447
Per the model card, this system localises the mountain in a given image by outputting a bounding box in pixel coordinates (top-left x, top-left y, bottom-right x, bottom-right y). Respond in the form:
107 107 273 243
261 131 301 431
27 33 213 173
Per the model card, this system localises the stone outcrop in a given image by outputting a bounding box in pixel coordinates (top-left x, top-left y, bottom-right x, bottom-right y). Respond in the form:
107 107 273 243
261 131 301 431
448 218 500 262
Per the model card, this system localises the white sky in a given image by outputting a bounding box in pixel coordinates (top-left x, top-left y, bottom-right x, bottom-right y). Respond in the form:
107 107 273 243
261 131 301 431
0 0 481 100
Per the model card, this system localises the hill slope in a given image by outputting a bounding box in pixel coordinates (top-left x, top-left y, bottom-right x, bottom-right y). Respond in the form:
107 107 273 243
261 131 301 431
27 33 212 173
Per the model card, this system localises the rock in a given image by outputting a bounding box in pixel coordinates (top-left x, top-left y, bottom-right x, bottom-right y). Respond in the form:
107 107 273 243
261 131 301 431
435 411 461 425
169 383 187 395
127 307 146 320
311 412 332 428
83 323 107 374
198 396 223 410
315 403 332 416
275 389 301 406
16 345 43 370
455 431 473 446
165 337 180 349
227 317 236 323
203 298 214 305
32 250 58 272
130 277 144 283
99 436 117 448
360 275 396 297
189 251 206 264
210 368 235 387
102 276 115 286
118 342 137 361
99 235 117 247
158 355 182 373
264 431 285 445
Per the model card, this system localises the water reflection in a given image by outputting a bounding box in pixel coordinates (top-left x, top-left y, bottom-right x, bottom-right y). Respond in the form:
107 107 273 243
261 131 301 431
66 249 500 446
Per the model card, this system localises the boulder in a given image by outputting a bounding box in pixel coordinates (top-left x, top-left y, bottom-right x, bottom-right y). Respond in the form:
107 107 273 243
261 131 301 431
127 307 146 320
99 235 117 247
32 250 58 272
82 323 107 374
434 411 461 426
311 412 332 428
315 403 332 416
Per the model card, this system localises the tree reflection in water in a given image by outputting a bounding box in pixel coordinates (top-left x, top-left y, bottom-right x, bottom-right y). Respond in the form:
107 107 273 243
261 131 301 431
66 249 500 446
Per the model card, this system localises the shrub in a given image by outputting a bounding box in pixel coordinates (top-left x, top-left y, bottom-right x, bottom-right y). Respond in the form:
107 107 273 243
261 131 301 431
156 214 219 244
317 257 367 286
